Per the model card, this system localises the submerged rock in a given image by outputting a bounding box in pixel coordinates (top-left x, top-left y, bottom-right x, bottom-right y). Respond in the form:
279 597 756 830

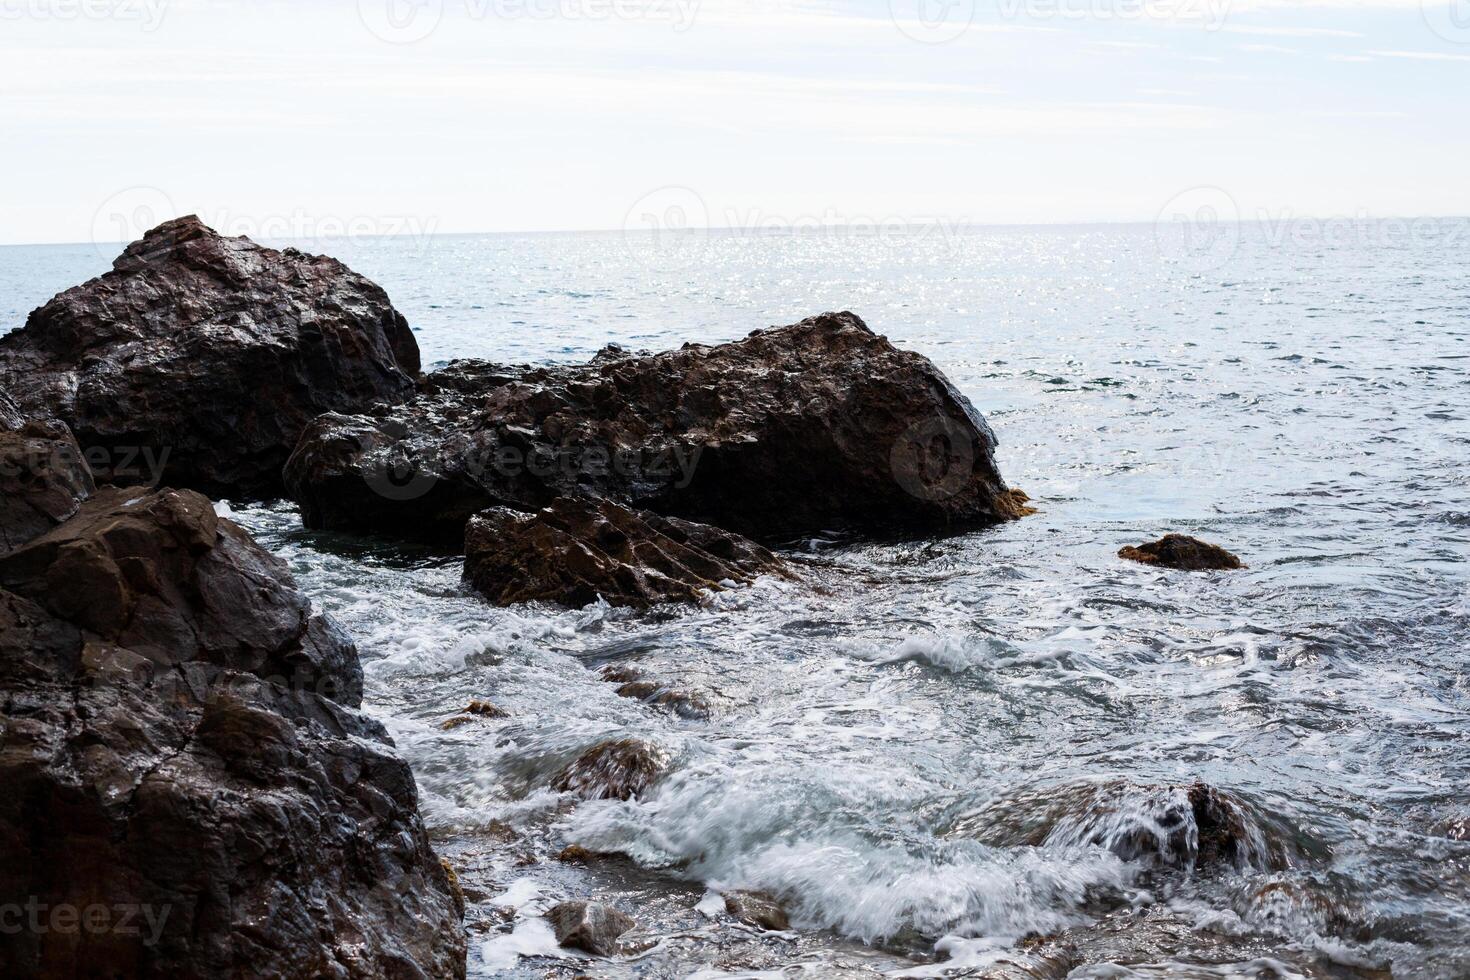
949 779 1303 874
723 891 791 931
0 487 464 978
463 495 787 608
285 311 1024 544
1118 534 1242 571
0 216 420 498
552 738 669 801
546 901 636 957
0 408 94 554
614 680 713 720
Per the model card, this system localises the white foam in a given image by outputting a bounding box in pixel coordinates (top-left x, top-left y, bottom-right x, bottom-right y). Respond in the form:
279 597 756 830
478 917 566 973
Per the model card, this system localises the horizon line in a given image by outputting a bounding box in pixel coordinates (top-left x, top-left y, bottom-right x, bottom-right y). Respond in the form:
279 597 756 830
5 212 1469 250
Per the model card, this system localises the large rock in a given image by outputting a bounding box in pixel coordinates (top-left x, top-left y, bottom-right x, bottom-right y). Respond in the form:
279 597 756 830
0 406 94 555
0 216 421 499
0 488 465 978
463 495 788 607
285 311 1027 544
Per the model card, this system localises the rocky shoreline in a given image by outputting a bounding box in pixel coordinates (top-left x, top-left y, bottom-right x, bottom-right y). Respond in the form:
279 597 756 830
0 218 1261 977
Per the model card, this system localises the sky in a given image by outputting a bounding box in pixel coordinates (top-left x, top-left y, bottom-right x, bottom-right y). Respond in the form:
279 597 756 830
2 0 1468 245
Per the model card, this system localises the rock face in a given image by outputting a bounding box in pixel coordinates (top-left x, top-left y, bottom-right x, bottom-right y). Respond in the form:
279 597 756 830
0 216 421 499
0 488 464 978
1119 534 1243 571
463 495 787 608
285 311 1025 544
0 407 94 554
546 901 635 957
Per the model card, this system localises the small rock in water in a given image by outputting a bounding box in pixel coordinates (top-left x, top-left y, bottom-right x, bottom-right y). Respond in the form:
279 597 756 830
556 844 597 864
723 890 791 931
552 738 669 801
546 901 636 957
1118 534 1242 571
615 680 713 720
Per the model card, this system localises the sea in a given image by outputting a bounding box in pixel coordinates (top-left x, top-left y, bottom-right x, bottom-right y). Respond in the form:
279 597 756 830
3 220 1467 978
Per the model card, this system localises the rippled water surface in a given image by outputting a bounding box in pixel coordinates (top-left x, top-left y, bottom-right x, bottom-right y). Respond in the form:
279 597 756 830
7 224 1469 977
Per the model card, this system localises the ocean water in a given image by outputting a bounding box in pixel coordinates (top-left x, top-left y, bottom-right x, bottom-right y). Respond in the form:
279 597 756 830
5 222 1469 977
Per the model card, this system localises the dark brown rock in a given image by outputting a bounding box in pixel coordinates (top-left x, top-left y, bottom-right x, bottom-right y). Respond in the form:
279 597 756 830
614 680 712 720
0 487 464 978
285 311 1024 544
0 409 94 554
552 738 668 801
546 901 635 957
0 487 359 700
1118 534 1242 571
463 496 788 608
0 216 420 499
723 891 790 931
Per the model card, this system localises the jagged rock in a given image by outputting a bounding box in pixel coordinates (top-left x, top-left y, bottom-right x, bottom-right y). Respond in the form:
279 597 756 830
546 901 636 957
0 408 93 554
0 487 360 700
0 216 420 498
0 487 464 978
1118 534 1242 571
285 311 1024 544
463 496 787 608
723 891 790 931
552 738 668 801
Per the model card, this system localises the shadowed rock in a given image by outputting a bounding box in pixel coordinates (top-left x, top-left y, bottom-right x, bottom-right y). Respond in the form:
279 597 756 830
0 407 94 554
463 496 787 608
1119 534 1242 571
0 216 420 498
0 487 464 978
552 738 668 801
285 311 1025 544
546 901 636 957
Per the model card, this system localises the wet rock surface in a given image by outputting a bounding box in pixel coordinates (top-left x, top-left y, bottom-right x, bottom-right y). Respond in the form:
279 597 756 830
463 495 788 608
723 891 791 932
0 408 93 554
1119 533 1243 571
948 779 1305 874
0 487 464 978
552 738 669 801
546 901 636 957
0 216 421 498
285 311 1024 544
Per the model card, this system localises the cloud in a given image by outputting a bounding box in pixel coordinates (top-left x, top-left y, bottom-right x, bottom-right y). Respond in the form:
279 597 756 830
1364 49 1470 61
1220 25 1364 37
